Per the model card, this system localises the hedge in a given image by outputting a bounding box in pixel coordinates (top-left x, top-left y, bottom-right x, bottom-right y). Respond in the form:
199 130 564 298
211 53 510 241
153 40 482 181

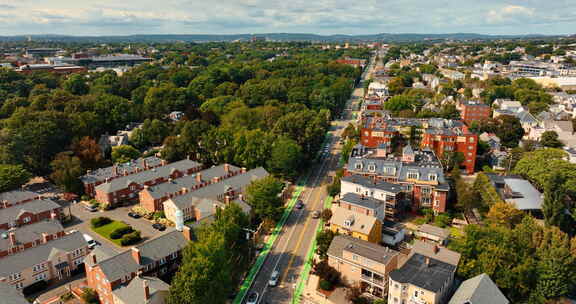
91 216 112 228
120 231 142 246
110 226 134 239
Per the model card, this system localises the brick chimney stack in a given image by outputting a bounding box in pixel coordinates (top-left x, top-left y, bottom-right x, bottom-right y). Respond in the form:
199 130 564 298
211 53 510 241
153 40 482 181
8 232 17 247
196 173 202 183
41 232 50 243
131 247 141 264
92 253 97 264
224 164 230 173
143 279 150 300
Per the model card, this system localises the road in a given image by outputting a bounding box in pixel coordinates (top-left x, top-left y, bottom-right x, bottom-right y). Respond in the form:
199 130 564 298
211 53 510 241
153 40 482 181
245 54 377 304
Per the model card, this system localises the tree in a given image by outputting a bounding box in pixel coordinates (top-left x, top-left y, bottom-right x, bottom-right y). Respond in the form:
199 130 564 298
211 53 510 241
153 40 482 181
0 164 31 192
316 230 336 260
384 95 419 113
71 137 106 170
63 74 89 95
321 209 333 222
540 131 563 148
50 151 84 193
245 176 284 221
267 136 302 180
80 288 100 304
111 145 141 164
486 202 524 228
495 115 525 148
542 173 570 232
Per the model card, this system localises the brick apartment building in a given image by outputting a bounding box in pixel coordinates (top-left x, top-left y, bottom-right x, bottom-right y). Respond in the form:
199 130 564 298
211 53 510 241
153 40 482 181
360 118 478 174
0 231 88 291
0 220 65 259
0 196 62 230
138 164 245 213
94 159 203 207
345 145 449 214
85 230 189 304
459 100 491 125
81 157 164 196
339 176 405 221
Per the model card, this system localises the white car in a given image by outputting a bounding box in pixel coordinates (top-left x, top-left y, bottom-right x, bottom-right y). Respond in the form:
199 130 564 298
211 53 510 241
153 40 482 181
269 270 279 287
83 233 98 249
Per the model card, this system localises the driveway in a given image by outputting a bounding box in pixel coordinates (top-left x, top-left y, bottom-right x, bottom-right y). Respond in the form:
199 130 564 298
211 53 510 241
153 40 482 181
66 202 174 252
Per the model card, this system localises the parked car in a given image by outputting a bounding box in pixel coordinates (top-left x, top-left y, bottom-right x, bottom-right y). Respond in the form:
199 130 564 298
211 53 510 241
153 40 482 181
82 202 98 212
83 233 98 249
152 223 166 231
246 292 259 304
269 270 280 287
128 212 141 219
295 200 304 209
312 211 320 219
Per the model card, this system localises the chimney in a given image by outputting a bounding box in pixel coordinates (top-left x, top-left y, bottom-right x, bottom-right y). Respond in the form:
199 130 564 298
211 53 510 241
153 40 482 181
425 257 430 267
113 165 119 177
433 245 439 254
241 167 247 174
41 232 50 243
224 195 230 205
161 160 167 166
91 253 97 264
143 279 150 300
181 187 188 195
212 176 219 183
196 173 202 183
224 164 230 173
142 158 149 170
50 210 58 220
238 194 244 201
8 232 17 247
182 225 192 241
131 247 141 264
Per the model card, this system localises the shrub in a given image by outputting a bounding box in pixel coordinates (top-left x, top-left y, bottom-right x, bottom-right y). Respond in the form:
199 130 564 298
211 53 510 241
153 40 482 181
120 231 142 246
91 216 111 228
434 214 452 228
80 288 100 304
321 209 333 222
81 195 90 201
110 226 133 239
153 211 165 220
319 279 333 291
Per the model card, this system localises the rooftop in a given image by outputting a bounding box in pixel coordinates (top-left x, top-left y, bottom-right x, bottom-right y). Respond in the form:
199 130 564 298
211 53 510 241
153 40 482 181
417 224 450 239
0 190 39 206
0 199 61 225
0 219 63 252
113 276 169 304
411 240 461 266
327 235 398 267
448 273 509 304
503 177 543 210
330 205 378 235
389 253 456 293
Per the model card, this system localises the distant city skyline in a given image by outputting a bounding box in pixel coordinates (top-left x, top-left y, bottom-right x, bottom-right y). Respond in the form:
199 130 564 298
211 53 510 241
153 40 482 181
0 0 575 36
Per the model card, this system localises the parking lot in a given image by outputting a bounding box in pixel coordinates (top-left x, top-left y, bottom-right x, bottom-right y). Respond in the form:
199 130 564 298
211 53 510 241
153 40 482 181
65 201 175 253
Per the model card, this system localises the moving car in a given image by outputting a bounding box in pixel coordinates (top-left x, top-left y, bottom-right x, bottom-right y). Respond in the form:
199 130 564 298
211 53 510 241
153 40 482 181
295 200 304 209
83 233 98 249
312 211 320 219
269 270 280 287
246 292 259 304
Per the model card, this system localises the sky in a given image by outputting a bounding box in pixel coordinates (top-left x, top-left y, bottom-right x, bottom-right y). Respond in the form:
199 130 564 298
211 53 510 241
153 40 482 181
0 0 575 36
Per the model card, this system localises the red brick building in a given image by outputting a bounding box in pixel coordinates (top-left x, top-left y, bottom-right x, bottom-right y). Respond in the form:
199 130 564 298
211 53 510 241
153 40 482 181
459 100 491 125
360 118 478 174
0 220 65 259
0 198 62 230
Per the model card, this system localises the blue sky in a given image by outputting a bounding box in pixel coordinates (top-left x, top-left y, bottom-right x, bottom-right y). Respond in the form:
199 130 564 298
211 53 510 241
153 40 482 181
0 0 574 36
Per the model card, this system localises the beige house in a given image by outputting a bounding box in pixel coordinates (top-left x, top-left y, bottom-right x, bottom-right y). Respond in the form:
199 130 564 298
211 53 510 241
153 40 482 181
328 235 399 298
163 195 223 224
388 241 460 304
330 205 382 244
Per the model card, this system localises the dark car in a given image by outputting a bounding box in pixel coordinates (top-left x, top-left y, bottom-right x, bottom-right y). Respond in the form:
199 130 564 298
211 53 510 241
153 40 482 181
246 292 259 304
152 223 166 231
295 200 304 209
127 212 141 219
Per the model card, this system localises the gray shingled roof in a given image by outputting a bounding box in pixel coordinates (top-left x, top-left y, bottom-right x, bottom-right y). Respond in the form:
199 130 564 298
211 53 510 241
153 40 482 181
417 224 450 239
503 178 543 210
0 282 29 304
0 219 63 252
80 156 163 184
144 164 240 199
0 190 38 205
328 235 398 266
390 253 456 292
166 195 222 219
91 231 188 283
341 175 403 194
0 232 86 277
0 199 61 225
113 276 169 304
95 159 201 194
448 273 508 304
340 193 383 210
185 167 269 201
411 240 461 266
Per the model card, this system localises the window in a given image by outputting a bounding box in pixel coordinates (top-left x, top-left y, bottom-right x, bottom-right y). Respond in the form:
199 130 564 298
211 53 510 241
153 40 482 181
356 187 361 193
15 282 23 289
160 257 167 265
469 137 475 143
355 163 363 170
421 187 431 195
467 152 472 157
352 254 358 261
35 273 47 281
468 145 473 150
9 273 21 281
414 290 419 298
23 217 31 223
407 171 419 180
368 164 376 172
421 197 431 205
428 174 437 181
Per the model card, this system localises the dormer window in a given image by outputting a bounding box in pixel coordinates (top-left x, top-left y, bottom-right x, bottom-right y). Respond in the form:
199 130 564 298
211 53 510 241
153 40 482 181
429 174 437 181
368 164 376 172
407 171 419 180
355 163 363 170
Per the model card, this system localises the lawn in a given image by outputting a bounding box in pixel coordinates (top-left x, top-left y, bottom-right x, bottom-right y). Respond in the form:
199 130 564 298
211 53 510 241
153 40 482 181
92 220 131 246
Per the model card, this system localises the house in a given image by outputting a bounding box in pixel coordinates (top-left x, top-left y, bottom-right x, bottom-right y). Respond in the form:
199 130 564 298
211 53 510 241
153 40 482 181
0 220 65 259
0 190 39 208
340 175 405 220
479 133 501 151
460 100 491 125
0 282 29 304
112 276 170 304
163 196 223 224
492 99 540 134
85 230 189 304
0 231 88 291
328 235 400 299
382 221 406 247
168 111 184 122
80 157 164 196
388 240 460 304
94 159 203 207
527 120 576 147
368 81 389 98
501 178 543 211
415 224 450 245
330 205 382 244
448 273 509 304
138 164 244 213
345 145 450 214
0 198 62 230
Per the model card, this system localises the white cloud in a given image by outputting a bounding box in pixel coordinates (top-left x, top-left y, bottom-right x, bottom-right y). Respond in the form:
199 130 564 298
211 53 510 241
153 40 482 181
487 5 535 24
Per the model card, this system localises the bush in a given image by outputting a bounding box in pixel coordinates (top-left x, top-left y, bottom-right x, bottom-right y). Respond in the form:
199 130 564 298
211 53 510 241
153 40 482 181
120 231 142 246
91 216 111 228
319 279 333 291
80 288 100 304
434 214 452 228
153 211 165 220
110 226 133 239
321 209 333 222
81 195 90 201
